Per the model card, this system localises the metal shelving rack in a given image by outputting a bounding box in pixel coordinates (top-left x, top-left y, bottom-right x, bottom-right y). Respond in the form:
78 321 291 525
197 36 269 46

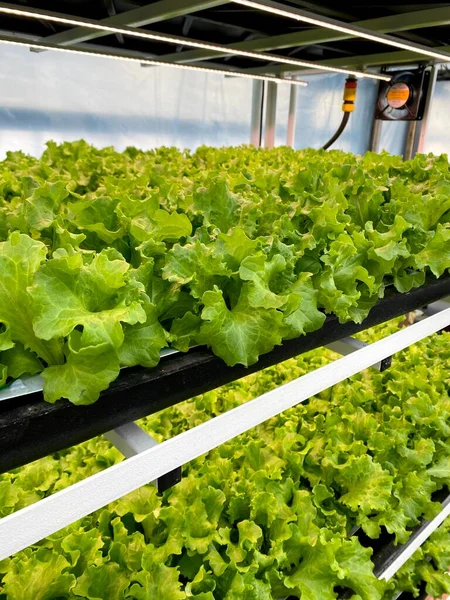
1 0 450 595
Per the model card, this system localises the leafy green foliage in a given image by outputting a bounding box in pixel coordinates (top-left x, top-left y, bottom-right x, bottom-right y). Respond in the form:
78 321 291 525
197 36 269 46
1 320 450 598
1 142 450 403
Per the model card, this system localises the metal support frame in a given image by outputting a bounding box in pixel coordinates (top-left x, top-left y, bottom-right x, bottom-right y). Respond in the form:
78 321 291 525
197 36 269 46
33 0 227 48
326 337 391 371
416 64 439 154
370 118 382 152
404 65 438 159
105 423 182 493
246 45 450 77
404 120 418 160
250 79 264 146
264 80 278 148
233 0 450 63
420 297 450 317
2 305 450 562
286 84 298 147
157 7 450 65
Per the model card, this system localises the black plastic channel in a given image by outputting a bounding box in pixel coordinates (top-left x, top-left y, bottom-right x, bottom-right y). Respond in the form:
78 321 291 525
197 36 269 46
1 275 450 474
335 488 450 600
372 488 450 580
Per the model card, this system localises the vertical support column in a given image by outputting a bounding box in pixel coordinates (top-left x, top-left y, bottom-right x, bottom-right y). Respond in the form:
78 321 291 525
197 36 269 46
417 65 438 154
370 118 382 153
404 65 438 159
286 84 298 147
404 120 418 160
250 80 264 147
264 80 278 148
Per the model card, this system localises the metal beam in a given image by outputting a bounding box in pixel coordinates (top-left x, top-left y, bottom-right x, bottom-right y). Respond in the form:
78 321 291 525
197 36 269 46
244 45 450 76
155 7 450 65
38 0 227 47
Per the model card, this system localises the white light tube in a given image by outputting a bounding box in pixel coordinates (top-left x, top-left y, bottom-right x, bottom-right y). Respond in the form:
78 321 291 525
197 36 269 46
233 0 450 63
0 37 308 85
0 3 389 80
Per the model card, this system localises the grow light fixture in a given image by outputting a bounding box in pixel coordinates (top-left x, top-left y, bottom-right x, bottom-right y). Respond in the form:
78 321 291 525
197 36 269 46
0 37 308 86
0 2 389 81
233 0 450 64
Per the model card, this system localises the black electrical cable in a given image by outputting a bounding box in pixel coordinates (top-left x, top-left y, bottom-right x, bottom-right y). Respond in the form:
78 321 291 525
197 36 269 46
321 111 350 150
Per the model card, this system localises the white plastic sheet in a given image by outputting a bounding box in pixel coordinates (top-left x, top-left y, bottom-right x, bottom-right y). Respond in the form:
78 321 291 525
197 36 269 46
0 44 252 158
281 72 379 155
423 78 450 156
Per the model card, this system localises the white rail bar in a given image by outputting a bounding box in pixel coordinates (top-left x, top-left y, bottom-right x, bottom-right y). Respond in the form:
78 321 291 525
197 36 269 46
379 494 450 581
1 307 450 561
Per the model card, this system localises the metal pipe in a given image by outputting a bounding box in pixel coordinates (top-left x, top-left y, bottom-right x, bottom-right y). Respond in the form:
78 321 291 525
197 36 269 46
250 79 264 146
370 117 382 152
286 83 298 147
264 80 278 148
404 119 418 160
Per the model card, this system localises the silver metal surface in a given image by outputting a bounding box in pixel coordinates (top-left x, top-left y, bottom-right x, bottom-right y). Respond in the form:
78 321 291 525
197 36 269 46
404 66 439 159
404 120 418 160
286 84 297 147
417 298 450 318
371 117 382 152
105 422 159 457
417 65 439 154
327 336 385 371
250 79 264 146
264 80 277 148
0 375 44 402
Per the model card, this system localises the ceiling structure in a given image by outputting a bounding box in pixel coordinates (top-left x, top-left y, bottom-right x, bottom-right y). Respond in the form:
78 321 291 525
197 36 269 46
0 0 449 79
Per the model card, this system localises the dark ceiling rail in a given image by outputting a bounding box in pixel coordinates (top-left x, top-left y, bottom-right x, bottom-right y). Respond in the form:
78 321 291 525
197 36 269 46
1 275 450 474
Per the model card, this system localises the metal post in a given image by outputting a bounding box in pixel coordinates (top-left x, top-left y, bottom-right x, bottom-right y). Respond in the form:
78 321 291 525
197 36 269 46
370 118 382 152
417 64 438 153
404 120 418 160
264 80 278 148
286 84 298 147
404 65 438 159
250 80 264 147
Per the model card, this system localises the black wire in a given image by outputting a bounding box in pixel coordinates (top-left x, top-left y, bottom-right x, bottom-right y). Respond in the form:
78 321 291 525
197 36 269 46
321 112 351 150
